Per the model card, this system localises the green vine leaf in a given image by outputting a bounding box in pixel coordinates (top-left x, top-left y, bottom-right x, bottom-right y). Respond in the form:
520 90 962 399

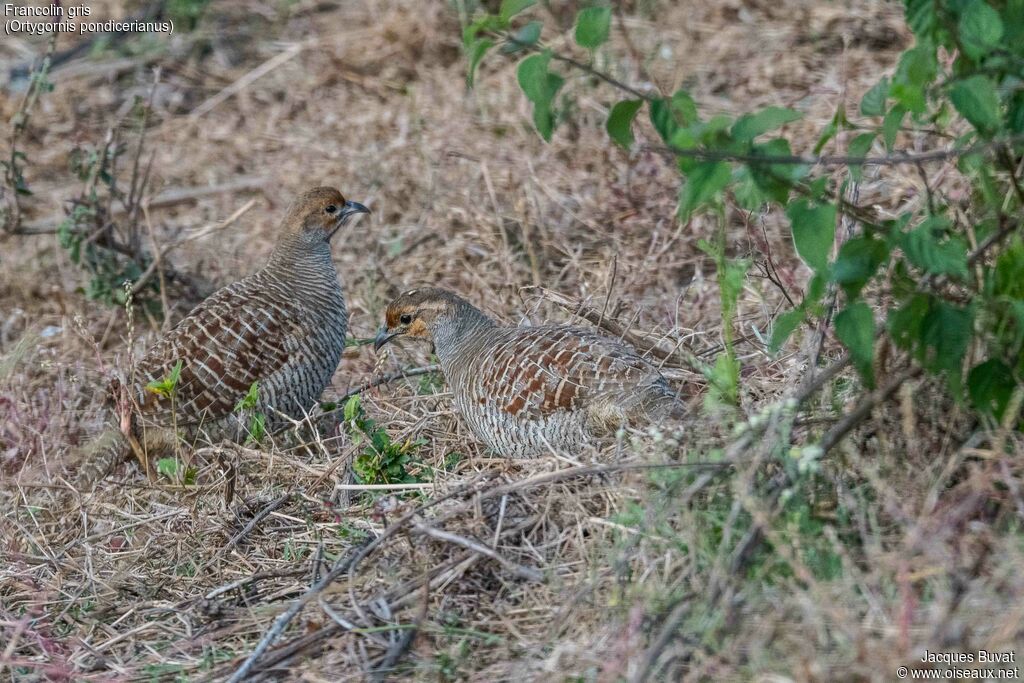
606 99 644 149
678 161 731 221
770 308 805 352
847 132 876 181
575 6 612 49
835 301 876 388
786 199 836 273
830 236 889 298
949 75 1001 137
650 90 698 143
466 38 494 87
860 77 889 117
900 217 969 278
500 0 536 22
968 359 1016 419
517 51 564 140
501 21 542 54
731 107 802 142
891 45 937 114
959 0 1004 60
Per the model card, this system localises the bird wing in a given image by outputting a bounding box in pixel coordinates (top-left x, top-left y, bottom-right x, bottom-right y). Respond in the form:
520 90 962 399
478 327 663 420
130 276 302 427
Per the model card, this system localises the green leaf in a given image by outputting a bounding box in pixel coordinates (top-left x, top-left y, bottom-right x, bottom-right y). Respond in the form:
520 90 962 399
890 295 973 378
501 21 542 54
770 308 805 352
145 359 183 398
900 218 969 278
731 107 802 142
650 90 698 143
921 301 973 375
834 301 876 387
860 77 889 116
993 237 1024 297
732 165 770 210
949 75 1001 137
156 458 178 479
882 105 906 151
891 45 937 114
575 6 612 48
813 104 847 155
344 394 362 423
500 0 536 22
905 0 938 37
466 38 493 86
517 52 552 101
678 161 731 221
888 294 929 351
606 99 643 149
650 99 676 142
748 138 805 204
517 51 564 140
830 236 889 298
968 359 1016 418
814 120 838 155
959 0 1004 60
847 132 876 181
247 413 266 443
786 199 836 273
235 381 260 412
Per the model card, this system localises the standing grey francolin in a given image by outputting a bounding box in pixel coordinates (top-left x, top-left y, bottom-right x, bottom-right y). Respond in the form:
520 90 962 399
73 186 369 485
374 288 683 457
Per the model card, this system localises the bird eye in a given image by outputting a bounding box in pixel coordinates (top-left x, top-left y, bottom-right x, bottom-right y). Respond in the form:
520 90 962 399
399 313 413 325
325 205 338 214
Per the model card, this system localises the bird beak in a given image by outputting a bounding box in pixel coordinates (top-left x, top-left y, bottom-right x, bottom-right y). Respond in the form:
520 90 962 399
374 326 399 352
342 200 370 219
328 200 371 241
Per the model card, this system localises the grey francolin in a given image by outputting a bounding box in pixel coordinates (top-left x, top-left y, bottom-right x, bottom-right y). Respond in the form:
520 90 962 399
73 186 369 485
374 288 684 457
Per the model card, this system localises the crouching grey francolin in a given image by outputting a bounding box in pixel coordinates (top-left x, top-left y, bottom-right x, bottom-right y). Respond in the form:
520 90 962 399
374 288 684 457
72 186 370 486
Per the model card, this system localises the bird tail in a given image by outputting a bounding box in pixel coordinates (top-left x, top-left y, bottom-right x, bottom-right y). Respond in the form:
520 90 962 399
70 428 130 489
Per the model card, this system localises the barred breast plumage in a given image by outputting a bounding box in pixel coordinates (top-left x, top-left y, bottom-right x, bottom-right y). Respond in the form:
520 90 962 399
375 288 683 458
72 186 369 486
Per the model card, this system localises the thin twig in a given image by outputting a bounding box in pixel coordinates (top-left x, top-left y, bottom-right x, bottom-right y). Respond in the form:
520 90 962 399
218 493 291 557
189 43 304 119
817 365 923 453
130 198 257 296
330 365 442 407
368 584 428 682
411 519 544 582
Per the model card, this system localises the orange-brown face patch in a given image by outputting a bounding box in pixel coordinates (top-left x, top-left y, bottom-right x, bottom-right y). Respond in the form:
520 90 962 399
384 306 409 329
405 318 430 339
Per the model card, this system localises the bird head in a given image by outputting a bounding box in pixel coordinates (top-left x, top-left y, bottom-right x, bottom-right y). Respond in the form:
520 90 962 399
374 287 470 352
282 186 370 246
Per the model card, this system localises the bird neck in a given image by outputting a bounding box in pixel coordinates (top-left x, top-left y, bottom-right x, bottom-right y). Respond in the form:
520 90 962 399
266 237 336 280
431 303 496 368
266 236 329 270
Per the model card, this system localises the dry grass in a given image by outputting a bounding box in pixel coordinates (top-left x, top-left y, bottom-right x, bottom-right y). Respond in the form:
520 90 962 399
2 0 1022 681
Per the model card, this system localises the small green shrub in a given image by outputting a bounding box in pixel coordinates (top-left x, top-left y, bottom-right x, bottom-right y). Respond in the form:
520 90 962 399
343 395 426 486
